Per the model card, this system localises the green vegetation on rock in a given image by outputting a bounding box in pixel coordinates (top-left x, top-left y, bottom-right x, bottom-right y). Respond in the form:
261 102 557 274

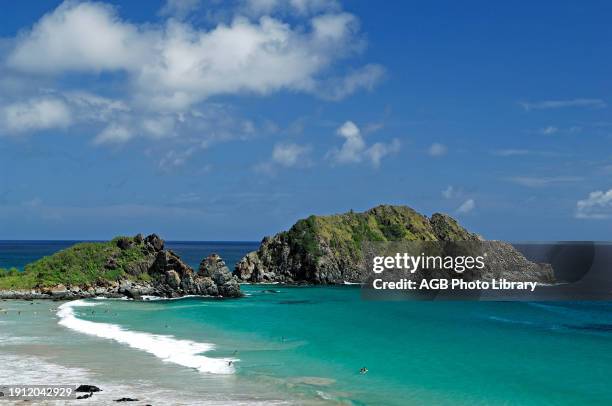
235 204 481 283
282 205 472 262
0 234 242 300
0 236 151 290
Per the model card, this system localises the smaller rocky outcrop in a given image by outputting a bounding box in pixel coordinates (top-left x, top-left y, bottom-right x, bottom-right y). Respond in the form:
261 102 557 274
199 254 242 297
0 234 242 300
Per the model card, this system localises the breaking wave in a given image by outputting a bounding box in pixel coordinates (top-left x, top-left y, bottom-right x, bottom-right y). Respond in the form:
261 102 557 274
57 300 236 374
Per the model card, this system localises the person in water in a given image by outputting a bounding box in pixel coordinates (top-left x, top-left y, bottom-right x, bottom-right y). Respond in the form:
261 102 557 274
360 367 368 375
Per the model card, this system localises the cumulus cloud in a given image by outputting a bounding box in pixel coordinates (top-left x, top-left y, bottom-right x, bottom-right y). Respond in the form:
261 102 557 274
0 0 385 156
520 98 606 111
332 121 365 163
456 198 475 214
576 189 612 219
6 1 374 114
272 143 311 167
1 97 72 134
255 142 311 175
7 2 152 73
328 121 400 167
428 142 447 157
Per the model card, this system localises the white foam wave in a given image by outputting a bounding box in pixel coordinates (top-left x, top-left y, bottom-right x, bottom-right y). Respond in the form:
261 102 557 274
93 296 131 300
140 295 205 301
57 300 236 374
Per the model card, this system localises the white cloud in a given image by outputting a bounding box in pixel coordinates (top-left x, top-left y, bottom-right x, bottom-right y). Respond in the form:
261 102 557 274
158 147 196 171
64 91 129 122
442 186 455 199
456 199 475 214
492 149 564 157
94 123 133 145
2 0 384 163
7 1 374 114
507 176 582 188
365 139 401 168
576 189 612 219
7 2 153 73
272 143 311 167
255 142 311 175
333 121 365 163
428 142 447 157
141 116 176 139
520 98 606 111
1 97 72 134
540 126 558 135
328 120 400 167
492 149 531 156
317 64 385 101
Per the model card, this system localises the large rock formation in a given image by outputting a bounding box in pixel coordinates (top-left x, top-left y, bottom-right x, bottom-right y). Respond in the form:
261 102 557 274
234 205 554 285
0 234 242 300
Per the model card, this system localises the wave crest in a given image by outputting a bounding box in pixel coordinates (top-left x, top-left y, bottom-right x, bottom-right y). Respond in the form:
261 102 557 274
57 300 236 374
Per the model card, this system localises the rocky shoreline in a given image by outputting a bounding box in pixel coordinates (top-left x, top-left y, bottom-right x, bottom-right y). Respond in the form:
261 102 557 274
0 234 242 301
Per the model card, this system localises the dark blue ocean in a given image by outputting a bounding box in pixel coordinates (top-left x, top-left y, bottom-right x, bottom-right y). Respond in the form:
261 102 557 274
0 240 259 271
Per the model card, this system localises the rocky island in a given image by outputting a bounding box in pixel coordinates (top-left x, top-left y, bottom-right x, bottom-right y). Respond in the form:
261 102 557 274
0 205 555 299
234 205 555 285
0 234 241 300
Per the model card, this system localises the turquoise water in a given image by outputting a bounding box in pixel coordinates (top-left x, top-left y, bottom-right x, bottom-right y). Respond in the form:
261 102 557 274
2 242 612 404
71 289 612 405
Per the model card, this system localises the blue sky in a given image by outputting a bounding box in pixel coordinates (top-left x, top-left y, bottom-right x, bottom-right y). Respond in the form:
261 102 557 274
1 0 611 241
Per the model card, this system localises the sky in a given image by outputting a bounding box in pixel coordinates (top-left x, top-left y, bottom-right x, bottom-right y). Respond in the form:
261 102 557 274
0 0 611 241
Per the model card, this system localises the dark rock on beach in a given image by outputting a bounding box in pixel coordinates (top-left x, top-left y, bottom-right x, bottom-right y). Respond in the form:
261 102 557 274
76 385 101 393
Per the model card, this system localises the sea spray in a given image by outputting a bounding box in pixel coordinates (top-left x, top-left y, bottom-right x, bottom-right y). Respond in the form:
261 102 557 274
57 300 237 374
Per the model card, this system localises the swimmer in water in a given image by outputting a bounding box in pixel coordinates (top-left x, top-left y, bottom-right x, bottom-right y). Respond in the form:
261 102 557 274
359 367 368 375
